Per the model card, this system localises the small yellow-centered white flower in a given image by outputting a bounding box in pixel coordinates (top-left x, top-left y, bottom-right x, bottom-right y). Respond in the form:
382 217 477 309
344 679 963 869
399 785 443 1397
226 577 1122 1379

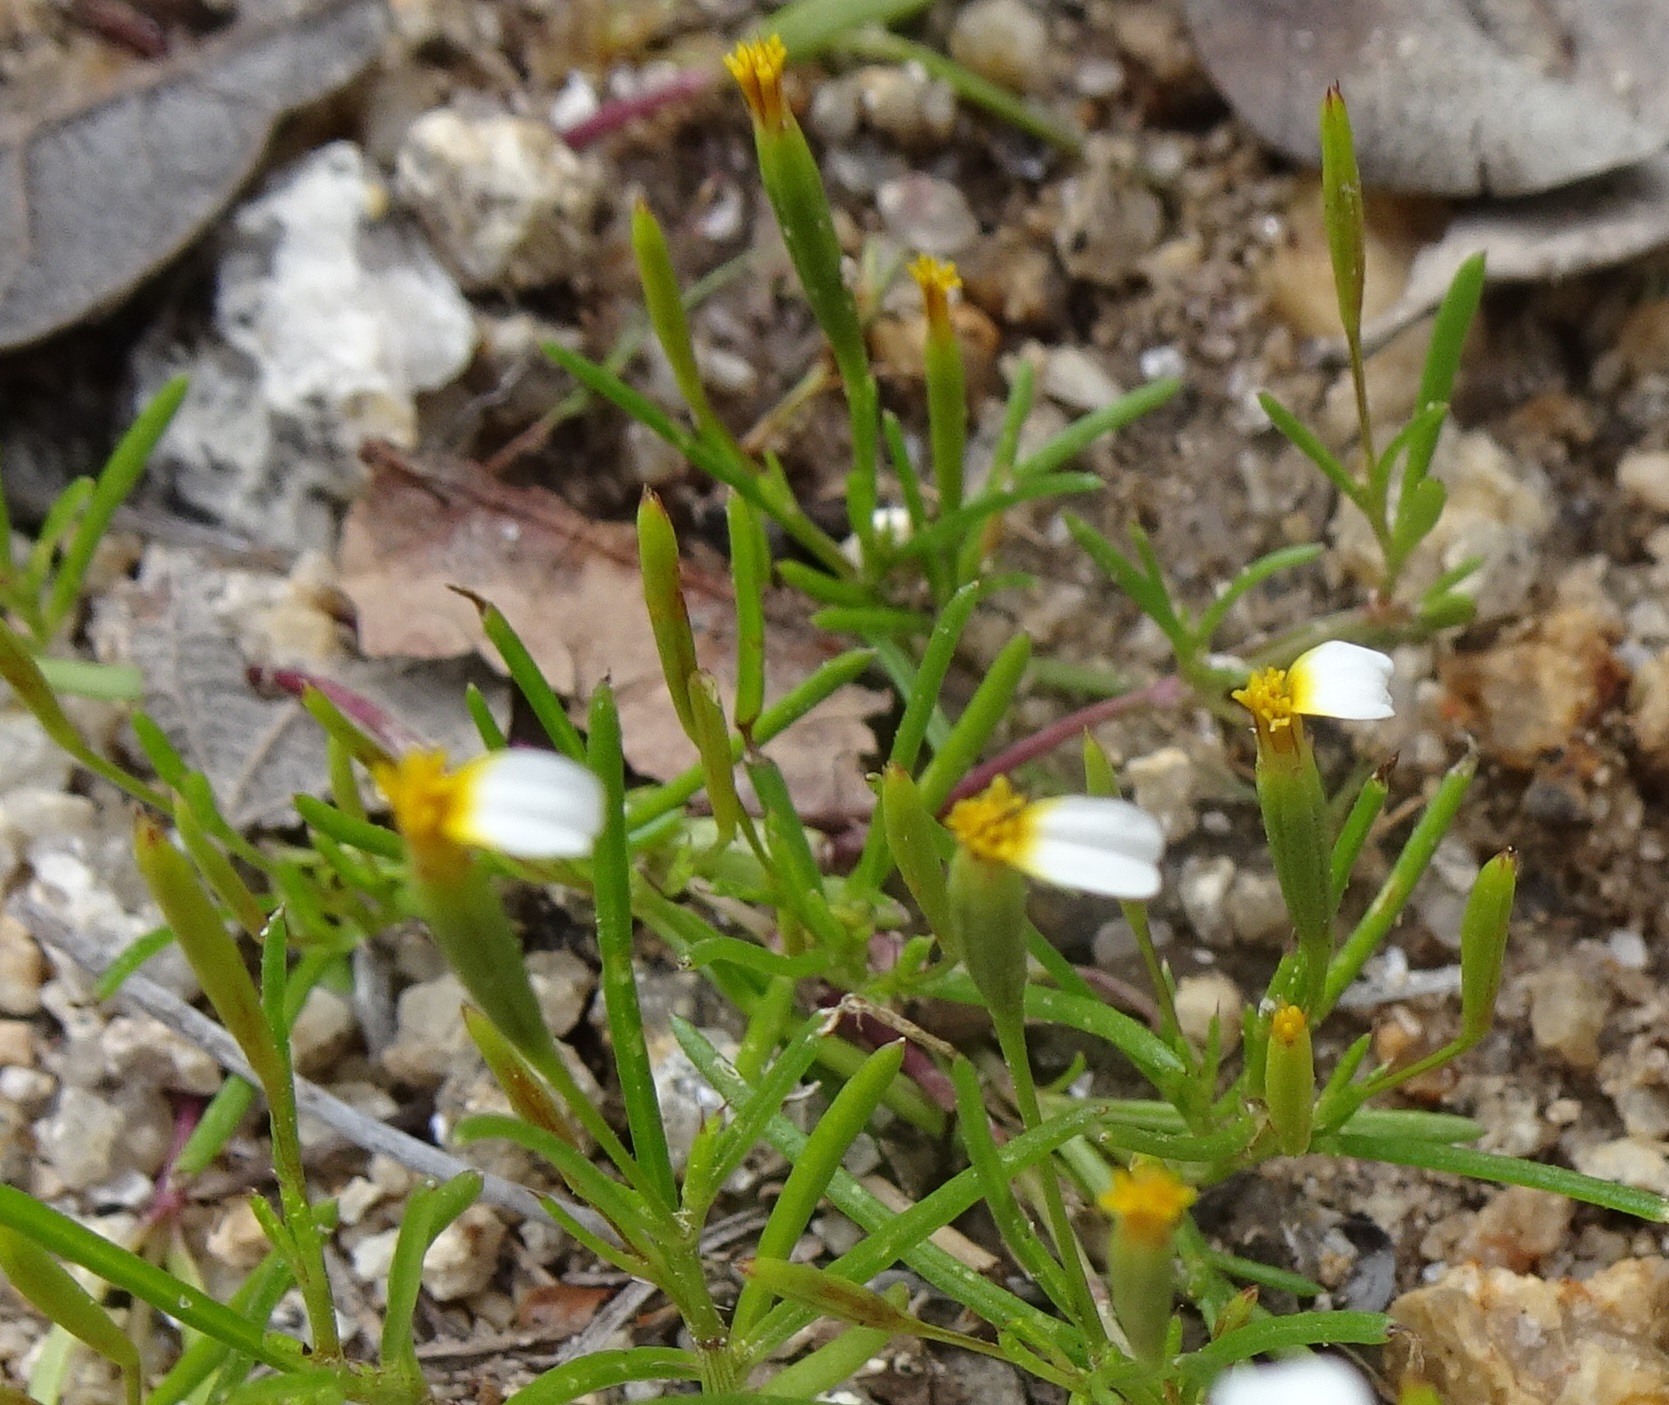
375 748 604 860
944 775 1164 900
1232 640 1394 735
1208 1356 1374 1405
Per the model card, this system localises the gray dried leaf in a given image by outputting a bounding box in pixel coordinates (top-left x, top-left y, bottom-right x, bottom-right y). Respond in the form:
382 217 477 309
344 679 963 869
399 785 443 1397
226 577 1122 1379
1360 154 1669 354
91 544 500 830
1183 0 1668 196
0 0 386 351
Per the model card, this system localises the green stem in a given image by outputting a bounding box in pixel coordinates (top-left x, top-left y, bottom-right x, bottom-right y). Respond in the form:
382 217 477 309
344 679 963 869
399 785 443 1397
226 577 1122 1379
994 1015 1108 1349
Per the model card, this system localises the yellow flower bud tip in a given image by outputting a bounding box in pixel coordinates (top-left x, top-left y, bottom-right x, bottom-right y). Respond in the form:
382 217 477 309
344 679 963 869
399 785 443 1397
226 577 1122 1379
1232 640 1395 732
1270 1002 1308 1047
375 748 605 861
724 35 789 131
945 776 1165 899
1099 1163 1197 1248
907 254 961 327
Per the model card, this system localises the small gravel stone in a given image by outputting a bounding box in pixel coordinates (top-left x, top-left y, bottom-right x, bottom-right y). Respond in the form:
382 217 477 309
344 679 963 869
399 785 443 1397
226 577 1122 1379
853 65 956 148
1123 745 1196 840
0 914 43 1016
1054 136 1165 287
1574 1138 1669 1196
101 1014 222 1095
351 1226 400 1288
396 108 605 290
207 1199 271 1272
1225 867 1290 949
1173 971 1242 1052
288 986 358 1077
1528 966 1609 1070
0 711 72 798
1041 346 1123 413
1618 449 1669 514
949 0 1050 94
1178 855 1235 947
958 230 1064 329
1393 1259 1669 1404
36 1086 124 1191
1456 1187 1572 1272
0 1021 32 1070
423 1204 505 1302
876 173 980 257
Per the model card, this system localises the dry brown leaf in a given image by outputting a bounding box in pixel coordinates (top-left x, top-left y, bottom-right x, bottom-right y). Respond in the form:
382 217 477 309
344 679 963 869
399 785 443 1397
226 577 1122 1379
336 450 885 822
1183 0 1667 197
0 0 386 350
91 543 503 829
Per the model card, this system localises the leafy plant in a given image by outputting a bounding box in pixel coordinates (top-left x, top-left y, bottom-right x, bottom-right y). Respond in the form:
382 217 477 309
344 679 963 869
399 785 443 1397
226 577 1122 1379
0 53 1649 1405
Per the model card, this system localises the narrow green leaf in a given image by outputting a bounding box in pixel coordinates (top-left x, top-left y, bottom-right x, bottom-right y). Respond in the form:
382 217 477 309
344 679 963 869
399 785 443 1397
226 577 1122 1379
1013 379 1179 479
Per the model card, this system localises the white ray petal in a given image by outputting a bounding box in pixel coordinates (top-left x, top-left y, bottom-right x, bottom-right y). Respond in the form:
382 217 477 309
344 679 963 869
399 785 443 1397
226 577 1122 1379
1208 1357 1374 1405
450 750 605 858
1288 640 1394 720
1015 796 1165 898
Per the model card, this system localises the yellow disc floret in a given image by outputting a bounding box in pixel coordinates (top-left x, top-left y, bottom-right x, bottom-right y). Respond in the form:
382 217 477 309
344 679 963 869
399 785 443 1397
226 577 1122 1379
724 35 790 132
1270 1002 1308 1047
1099 1162 1197 1249
1232 666 1296 732
945 776 1035 867
908 254 961 331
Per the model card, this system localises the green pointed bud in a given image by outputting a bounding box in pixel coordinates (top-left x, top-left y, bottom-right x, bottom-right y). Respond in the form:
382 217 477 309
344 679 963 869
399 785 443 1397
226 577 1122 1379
881 763 955 956
1460 849 1517 1043
1419 589 1478 632
1320 83 1365 350
909 254 968 515
1212 1285 1258 1340
1099 1163 1196 1366
1263 1003 1315 1156
134 814 282 1094
637 489 700 739
725 38 867 391
688 669 743 843
632 198 729 446
1247 722 1333 1007
1082 729 1118 798
947 846 1029 1028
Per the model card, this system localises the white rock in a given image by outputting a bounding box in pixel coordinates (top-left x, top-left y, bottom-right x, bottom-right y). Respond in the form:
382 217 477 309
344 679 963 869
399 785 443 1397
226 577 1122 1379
207 1199 272 1271
102 1014 222 1095
422 1204 504 1301
0 915 43 1017
1174 971 1242 1052
1618 449 1669 514
396 108 605 290
36 1086 124 1191
1572 1137 1669 1197
0 711 72 798
1042 346 1124 413
1123 745 1195 840
134 142 476 550
1179 855 1235 947
877 173 980 257
289 986 358 1077
949 0 1050 94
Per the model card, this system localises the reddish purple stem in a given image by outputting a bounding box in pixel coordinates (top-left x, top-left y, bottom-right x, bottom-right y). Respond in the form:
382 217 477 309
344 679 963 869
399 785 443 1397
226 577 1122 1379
560 69 718 151
941 674 1186 812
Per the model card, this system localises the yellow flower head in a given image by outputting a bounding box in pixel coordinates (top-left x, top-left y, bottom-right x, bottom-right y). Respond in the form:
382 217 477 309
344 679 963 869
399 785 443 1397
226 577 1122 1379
724 35 790 132
1099 1162 1197 1249
1232 640 1394 743
375 748 604 861
945 775 1165 899
1269 1002 1308 1047
908 253 961 331
945 774 1031 866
